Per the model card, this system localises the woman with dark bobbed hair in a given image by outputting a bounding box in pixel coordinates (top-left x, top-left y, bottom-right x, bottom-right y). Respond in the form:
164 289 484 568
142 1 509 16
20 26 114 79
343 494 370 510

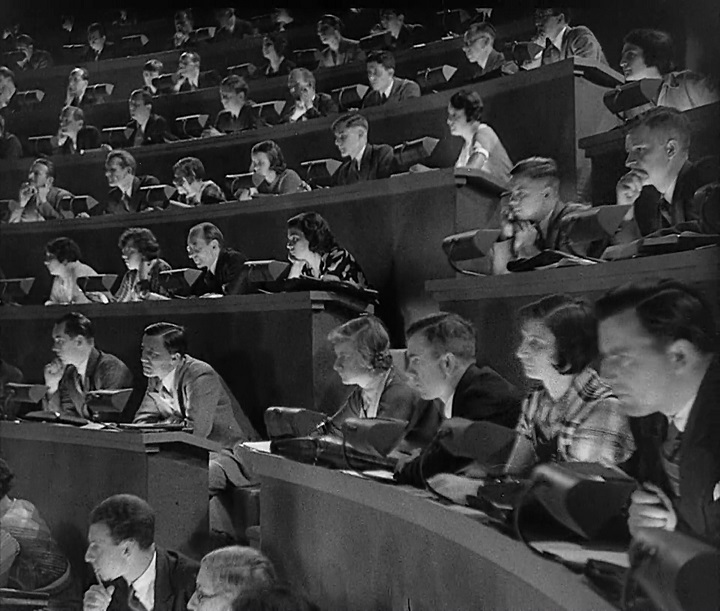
236 140 310 200
446 89 512 182
261 32 295 78
114 227 172 302
620 29 718 112
323 315 423 435
286 211 367 287
172 157 226 206
43 236 96 305
514 294 634 464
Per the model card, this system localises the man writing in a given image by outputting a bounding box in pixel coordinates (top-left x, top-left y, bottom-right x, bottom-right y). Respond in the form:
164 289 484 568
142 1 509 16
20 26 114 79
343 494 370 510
43 312 133 419
83 494 198 611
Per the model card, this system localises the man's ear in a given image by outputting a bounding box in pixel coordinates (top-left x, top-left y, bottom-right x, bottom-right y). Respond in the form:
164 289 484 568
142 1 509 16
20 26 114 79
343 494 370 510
665 339 701 374
665 138 679 160
439 352 455 376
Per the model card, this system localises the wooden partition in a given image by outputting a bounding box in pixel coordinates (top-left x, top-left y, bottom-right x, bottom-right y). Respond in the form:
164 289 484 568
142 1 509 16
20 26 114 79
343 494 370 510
426 248 720 391
0 292 369 434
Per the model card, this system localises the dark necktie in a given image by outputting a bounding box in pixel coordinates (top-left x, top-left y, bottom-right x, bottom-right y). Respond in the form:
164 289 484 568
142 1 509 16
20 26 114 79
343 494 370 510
128 585 147 611
59 365 84 415
659 197 674 228
331 50 338 66
381 92 388 103
133 124 144 147
121 190 131 212
542 37 561 65
661 421 683 497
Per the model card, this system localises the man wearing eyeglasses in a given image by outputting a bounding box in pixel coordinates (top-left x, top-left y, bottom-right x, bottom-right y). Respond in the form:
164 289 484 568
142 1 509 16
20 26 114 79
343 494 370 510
532 7 606 67
184 222 250 298
449 22 511 87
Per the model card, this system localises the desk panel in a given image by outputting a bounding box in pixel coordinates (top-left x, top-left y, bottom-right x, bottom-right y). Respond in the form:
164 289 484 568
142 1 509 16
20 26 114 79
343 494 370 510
240 447 616 611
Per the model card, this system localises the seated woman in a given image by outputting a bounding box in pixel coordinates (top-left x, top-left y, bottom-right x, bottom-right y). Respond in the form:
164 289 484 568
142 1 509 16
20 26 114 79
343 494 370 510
620 29 719 113
43 237 97 305
286 211 368 288
323 316 423 436
114 227 171 302
0 458 71 594
428 294 635 504
446 89 512 183
236 140 310 200
261 32 295 78
188 545 276 611
172 157 226 206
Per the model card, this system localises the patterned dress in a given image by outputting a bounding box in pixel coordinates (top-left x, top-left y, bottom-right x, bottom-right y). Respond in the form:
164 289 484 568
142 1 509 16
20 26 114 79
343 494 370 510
301 246 368 288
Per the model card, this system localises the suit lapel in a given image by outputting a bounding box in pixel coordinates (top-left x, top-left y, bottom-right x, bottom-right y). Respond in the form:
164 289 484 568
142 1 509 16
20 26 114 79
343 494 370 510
174 358 188 419
153 548 174 611
85 348 101 391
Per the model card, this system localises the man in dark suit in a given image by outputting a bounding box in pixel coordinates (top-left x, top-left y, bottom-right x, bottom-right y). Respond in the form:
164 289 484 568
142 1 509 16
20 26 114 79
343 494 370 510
448 22 509 87
331 112 397 186
597 279 720 546
534 7 607 65
99 150 163 215
0 66 21 116
361 50 420 109
173 51 221 93
378 9 427 51
134 322 259 492
14 34 54 71
64 67 101 109
125 89 174 147
51 105 102 155
396 312 523 486
185 222 250 297
0 114 21 159
316 14 364 68
8 158 72 223
83 494 198 611
42 312 133 419
280 68 338 123
80 23 118 63
213 8 254 43
614 106 720 243
202 75 263 137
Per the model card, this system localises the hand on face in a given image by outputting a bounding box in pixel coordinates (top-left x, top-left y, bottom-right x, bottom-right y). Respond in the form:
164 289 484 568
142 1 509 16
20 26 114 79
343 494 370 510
83 585 115 611
627 483 678 536
512 220 540 258
616 169 648 206
43 359 65 393
18 182 36 206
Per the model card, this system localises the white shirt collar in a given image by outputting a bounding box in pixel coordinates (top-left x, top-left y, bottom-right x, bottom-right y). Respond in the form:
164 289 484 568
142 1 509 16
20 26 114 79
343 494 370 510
118 174 135 197
662 175 679 204
353 144 367 165
130 549 157 611
443 392 455 420
670 395 695 433
160 367 177 395
550 25 569 50
75 350 92 380
381 78 394 99
136 113 150 132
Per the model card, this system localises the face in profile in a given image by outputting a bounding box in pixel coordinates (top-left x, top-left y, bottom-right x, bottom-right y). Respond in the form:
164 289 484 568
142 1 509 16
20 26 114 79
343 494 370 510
120 242 143 271
250 152 271 179
128 94 150 122
51 322 82 363
187 564 236 611
333 126 364 158
534 9 563 39
88 29 105 51
220 87 244 112
506 175 552 222
286 228 312 262
446 103 471 136
84 522 129 582
463 31 493 63
317 24 338 46
366 61 392 92
44 252 65 277
105 157 131 187
619 43 653 81
289 77 314 103
624 125 674 188
143 70 159 90
262 38 276 60
332 339 373 386
186 234 218 270
405 334 447 400
516 320 559 382
140 333 177 379
380 11 402 34
598 309 675 417
28 162 50 188
67 69 86 94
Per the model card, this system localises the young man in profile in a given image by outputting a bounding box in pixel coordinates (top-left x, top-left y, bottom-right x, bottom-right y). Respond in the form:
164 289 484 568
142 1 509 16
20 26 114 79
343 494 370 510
331 113 396 186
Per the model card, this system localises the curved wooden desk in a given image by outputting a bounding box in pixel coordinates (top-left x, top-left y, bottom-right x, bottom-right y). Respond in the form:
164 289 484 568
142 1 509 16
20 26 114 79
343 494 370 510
241 446 616 611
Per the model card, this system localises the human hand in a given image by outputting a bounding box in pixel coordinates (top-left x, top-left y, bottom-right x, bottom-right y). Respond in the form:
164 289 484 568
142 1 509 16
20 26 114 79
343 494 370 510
18 182 36 207
616 169 648 207
83 584 115 611
628 483 678 537
426 473 480 505
512 220 540 258
43 359 65 394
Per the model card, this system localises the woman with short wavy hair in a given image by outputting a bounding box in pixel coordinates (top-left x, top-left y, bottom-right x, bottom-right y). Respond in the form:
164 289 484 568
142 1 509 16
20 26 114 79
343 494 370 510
114 227 171 302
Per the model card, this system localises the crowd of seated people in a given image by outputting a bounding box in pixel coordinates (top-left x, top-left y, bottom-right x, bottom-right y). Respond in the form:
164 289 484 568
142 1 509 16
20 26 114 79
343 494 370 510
0 6 719 608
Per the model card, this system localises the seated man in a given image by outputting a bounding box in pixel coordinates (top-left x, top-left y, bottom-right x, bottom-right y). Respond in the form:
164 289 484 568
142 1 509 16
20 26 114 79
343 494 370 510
142 59 163 95
491 157 602 274
185 222 249 297
0 66 21 115
171 9 195 50
13 34 54 71
125 89 174 146
0 114 22 160
203 75 262 137
0 458 71 594
331 112 397 186
280 68 338 124
316 14 364 68
173 51 220 93
620 29 719 112
9 158 71 223
448 22 511 87
83 494 198 611
213 8 254 43
533 7 607 66
98 150 162 215
64 67 101 109
396 312 523 487
597 279 720 546
51 105 102 155
134 323 258 494
361 50 420 108
376 9 426 51
172 157 225 206
614 106 719 243
42 312 133 418
80 22 117 63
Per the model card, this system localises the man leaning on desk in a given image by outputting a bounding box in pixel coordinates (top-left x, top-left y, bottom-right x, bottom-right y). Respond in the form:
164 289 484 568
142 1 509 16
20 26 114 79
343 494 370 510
42 312 133 418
